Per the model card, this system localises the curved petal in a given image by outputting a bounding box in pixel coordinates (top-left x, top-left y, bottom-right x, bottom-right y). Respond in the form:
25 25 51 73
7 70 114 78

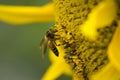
91 63 120 80
0 3 54 24
42 46 72 80
108 21 120 72
41 60 66 80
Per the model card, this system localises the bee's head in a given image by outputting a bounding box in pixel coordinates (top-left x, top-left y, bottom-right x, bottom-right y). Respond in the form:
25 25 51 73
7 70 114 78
46 30 54 39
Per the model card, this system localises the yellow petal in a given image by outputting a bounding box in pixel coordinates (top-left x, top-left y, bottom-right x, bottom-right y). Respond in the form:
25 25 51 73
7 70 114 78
80 0 117 40
42 60 67 80
91 63 120 80
42 46 72 80
108 21 120 72
0 3 54 24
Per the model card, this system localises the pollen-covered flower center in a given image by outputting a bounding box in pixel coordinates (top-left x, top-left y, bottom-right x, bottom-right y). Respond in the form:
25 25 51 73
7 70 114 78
52 0 118 80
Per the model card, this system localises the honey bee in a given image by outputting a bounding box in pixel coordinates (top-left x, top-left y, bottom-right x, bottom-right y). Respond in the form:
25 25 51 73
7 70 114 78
40 30 59 57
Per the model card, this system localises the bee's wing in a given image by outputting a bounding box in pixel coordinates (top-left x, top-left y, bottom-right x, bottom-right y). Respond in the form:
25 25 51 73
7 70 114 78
40 36 48 57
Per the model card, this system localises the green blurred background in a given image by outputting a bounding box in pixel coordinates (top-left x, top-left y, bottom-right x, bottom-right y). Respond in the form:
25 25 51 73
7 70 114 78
0 0 71 80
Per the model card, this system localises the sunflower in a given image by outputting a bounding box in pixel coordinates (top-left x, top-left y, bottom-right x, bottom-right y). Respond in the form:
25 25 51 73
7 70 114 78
0 0 120 80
